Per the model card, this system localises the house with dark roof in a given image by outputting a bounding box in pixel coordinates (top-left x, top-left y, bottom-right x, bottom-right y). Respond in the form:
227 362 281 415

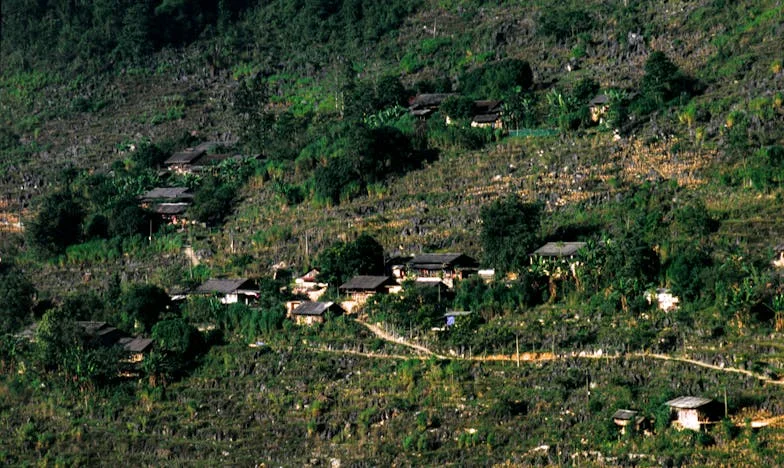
339 275 397 313
470 100 504 129
75 321 154 365
139 187 193 204
665 396 720 431
612 409 646 435
163 142 223 174
407 253 478 287
290 301 343 326
193 278 259 304
138 187 193 225
408 93 456 118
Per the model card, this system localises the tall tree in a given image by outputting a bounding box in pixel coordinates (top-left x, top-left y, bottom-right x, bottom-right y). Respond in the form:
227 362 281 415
480 195 542 273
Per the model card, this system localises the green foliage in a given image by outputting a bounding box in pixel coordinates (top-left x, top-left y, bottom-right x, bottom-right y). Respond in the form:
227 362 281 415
459 59 533 98
440 96 475 120
0 263 35 334
152 318 201 358
538 6 593 41
189 175 237 226
119 284 171 333
26 190 85 257
316 234 384 286
366 282 448 330
480 195 542 273
634 51 699 114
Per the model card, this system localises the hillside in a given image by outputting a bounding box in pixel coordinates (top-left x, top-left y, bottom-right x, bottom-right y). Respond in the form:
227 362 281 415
2 0 784 465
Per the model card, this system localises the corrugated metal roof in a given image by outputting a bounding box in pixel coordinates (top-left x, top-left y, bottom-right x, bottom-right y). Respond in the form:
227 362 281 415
165 148 206 165
665 396 713 409
409 253 474 268
140 187 192 200
531 242 586 257
292 301 335 316
151 202 190 215
195 278 252 294
612 409 639 420
339 275 392 291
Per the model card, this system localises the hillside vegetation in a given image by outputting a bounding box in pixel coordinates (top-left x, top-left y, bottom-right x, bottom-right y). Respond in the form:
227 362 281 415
2 0 784 465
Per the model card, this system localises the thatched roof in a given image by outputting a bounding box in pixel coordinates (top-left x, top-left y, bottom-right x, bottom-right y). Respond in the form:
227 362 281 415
292 301 336 316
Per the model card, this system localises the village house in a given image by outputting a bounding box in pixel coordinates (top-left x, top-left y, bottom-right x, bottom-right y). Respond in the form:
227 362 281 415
16 321 155 365
138 187 194 226
163 142 224 174
644 288 680 312
339 275 397 313
665 396 720 431
530 241 587 261
289 301 343 326
612 409 646 435
470 100 504 129
292 269 327 301
193 278 259 304
588 94 610 123
407 253 478 288
408 93 456 118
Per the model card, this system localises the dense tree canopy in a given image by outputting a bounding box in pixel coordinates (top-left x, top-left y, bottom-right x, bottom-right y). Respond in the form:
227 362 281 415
0 263 35 334
316 234 384 286
480 195 542 273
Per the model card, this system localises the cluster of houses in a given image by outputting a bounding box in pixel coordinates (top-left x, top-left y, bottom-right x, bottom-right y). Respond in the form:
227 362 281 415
176 252 480 326
134 141 254 227
407 92 611 130
18 320 154 372
408 93 504 129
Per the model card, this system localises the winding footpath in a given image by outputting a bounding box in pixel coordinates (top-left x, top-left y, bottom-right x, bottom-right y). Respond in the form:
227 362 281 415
344 320 784 387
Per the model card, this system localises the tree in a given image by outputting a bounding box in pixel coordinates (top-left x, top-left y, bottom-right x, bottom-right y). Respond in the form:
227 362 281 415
440 96 475 121
26 190 85 257
316 233 385 286
480 195 542 273
0 263 35 334
233 76 274 154
119 284 171 333
460 59 534 98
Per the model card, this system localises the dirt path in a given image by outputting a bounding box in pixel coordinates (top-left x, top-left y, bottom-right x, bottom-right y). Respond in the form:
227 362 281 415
351 319 784 386
355 320 448 359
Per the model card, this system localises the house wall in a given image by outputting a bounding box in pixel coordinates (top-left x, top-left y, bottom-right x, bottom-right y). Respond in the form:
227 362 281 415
295 315 324 326
676 409 703 431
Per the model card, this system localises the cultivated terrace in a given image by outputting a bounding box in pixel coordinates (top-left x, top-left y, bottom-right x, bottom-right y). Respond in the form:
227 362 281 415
2 0 784 465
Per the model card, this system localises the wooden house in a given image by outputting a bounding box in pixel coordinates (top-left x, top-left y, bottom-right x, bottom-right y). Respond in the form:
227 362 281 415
163 142 223 174
290 301 342 326
665 396 719 431
530 242 586 260
589 94 610 123
407 253 478 288
193 278 259 304
408 93 456 118
292 269 327 301
339 275 396 313
139 187 193 225
612 409 646 435
470 100 504 129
